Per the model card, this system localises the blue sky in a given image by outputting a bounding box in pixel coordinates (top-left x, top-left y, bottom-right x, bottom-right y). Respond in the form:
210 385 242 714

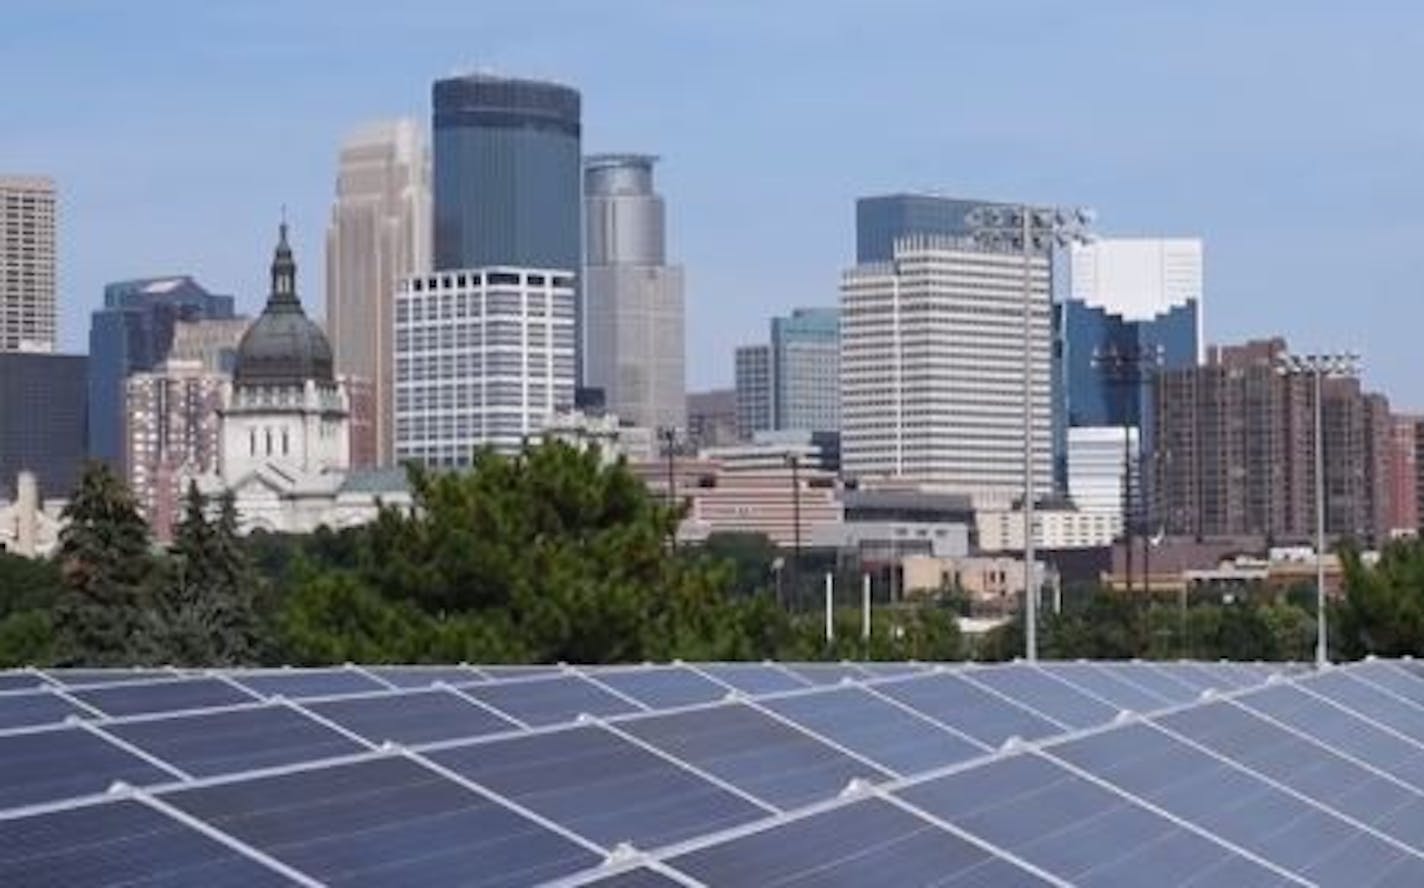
5 1 1423 403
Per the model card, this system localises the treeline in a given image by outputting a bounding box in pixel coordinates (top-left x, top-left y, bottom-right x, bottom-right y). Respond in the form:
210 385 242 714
2 441 1423 667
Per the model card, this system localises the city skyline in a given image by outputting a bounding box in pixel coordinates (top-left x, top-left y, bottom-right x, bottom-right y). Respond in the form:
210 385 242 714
5 2 1424 406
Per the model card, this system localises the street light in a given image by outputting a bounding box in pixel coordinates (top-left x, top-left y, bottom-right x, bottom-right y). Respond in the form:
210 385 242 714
658 426 679 550
967 203 1094 662
784 452 802 604
1276 350 1360 669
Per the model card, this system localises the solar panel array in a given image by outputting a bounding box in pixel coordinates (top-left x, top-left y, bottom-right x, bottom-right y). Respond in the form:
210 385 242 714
3 658 1423 886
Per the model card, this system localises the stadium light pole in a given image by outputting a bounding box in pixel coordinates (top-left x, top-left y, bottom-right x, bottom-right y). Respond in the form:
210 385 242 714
967 204 1093 662
1276 351 1360 669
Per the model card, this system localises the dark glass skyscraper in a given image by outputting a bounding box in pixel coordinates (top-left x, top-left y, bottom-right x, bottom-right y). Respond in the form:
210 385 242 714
87 276 236 469
855 194 999 263
432 74 582 272
0 352 85 500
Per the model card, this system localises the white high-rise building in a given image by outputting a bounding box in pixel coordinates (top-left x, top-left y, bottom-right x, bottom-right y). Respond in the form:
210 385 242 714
1068 237 1204 361
583 155 684 431
840 235 1052 503
0 176 56 353
325 120 431 466
394 268 576 465
1067 425 1137 538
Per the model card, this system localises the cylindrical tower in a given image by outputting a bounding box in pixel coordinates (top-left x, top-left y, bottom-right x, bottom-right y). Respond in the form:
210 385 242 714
584 154 665 266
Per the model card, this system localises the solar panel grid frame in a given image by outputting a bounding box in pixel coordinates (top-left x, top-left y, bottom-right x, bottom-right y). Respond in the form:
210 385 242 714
0 651 1367 887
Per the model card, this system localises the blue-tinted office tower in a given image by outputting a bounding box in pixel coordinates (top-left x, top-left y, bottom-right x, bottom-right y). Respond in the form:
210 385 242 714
87 276 236 469
432 74 581 272
855 194 999 263
0 353 86 500
771 308 840 433
1056 238 1203 483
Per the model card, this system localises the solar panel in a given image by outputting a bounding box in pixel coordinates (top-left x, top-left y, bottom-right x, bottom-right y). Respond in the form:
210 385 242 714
856 662 931 678
1143 661 1228 696
618 702 889 809
0 726 174 810
962 664 1119 729
1303 670 1424 739
429 724 768 849
227 668 387 699
587 666 728 709
0 688 91 730
461 674 641 726
781 662 869 686
70 677 258 718
0 799 293 887
105 703 367 777
0 672 48 692
875 673 1061 747
164 754 602 887
696 663 809 694
1050 720 1424 884
1100 663 1205 703
45 668 180 687
897 751 1288 886
1037 663 1171 712
760 686 987 775
668 796 1053 887
477 665 564 680
1236 682 1424 790
364 666 484 688
1349 660 1424 708
570 866 687 887
307 688 519 745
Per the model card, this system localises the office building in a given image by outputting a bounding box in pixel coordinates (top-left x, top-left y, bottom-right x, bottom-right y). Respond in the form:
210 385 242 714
855 194 998 264
772 308 840 432
583 154 685 431
685 389 738 450
167 318 249 373
734 344 772 439
840 235 1053 502
325 119 431 466
394 267 576 464
1067 426 1137 536
125 360 226 540
1154 338 1391 543
0 352 86 500
1389 415 1420 534
87 276 236 469
0 176 56 353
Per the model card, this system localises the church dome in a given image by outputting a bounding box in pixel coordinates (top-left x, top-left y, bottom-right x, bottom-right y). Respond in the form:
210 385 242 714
234 222 334 386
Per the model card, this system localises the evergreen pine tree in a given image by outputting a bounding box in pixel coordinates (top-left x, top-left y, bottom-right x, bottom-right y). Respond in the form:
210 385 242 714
54 462 152 665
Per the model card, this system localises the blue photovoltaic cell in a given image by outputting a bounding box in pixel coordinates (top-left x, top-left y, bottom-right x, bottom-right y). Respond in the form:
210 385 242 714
0 688 89 730
365 666 484 688
762 686 987 775
1159 700 1424 850
875 673 1061 747
1038 663 1170 712
1103 663 1204 703
589 667 728 709
964 665 1118 729
48 668 179 687
620 702 889 809
1144 662 1225 695
1303 669 1424 739
856 662 931 678
1053 721 1424 884
308 688 518 745
0 799 292 887
229 668 386 699
898 752 1285 887
462 674 640 726
1350 661 1424 708
106 703 366 777
1191 662 1262 689
782 663 870 686
0 726 172 810
430 724 767 849
166 755 600 887
670 797 1051 887
697 663 809 695
72 677 257 717
477 665 564 680
0 673 48 691
1236 683 1424 791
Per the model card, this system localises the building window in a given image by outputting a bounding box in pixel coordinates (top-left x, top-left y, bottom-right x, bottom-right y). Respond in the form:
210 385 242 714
265 428 272 455
282 429 289 455
249 429 255 455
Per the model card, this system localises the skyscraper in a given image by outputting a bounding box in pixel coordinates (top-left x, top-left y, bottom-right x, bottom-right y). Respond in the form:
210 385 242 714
125 360 226 540
325 119 431 466
841 236 1053 502
583 154 685 431
87 276 236 469
432 74 581 273
855 194 1000 264
394 268 576 464
771 308 840 433
0 176 57 353
734 344 772 439
0 352 85 500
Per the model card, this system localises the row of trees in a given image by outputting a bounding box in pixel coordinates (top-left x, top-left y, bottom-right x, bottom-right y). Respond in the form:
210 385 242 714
5 441 1424 667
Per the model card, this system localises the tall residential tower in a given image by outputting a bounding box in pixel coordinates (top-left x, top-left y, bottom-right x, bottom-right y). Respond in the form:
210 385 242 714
325 119 431 466
0 176 56 353
582 154 685 431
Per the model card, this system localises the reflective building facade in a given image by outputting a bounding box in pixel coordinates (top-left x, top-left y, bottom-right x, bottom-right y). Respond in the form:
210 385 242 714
432 74 581 273
855 194 999 263
0 352 86 500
